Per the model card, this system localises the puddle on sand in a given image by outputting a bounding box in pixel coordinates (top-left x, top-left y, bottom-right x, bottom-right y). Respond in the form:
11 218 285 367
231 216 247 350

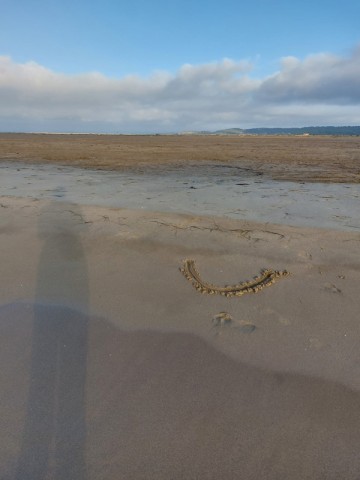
1 162 359 231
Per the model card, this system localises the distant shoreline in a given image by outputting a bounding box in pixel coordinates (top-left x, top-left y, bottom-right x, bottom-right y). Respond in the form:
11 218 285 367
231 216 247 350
1 125 360 136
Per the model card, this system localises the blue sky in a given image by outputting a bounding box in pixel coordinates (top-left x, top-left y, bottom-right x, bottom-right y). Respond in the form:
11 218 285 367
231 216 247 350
1 0 360 132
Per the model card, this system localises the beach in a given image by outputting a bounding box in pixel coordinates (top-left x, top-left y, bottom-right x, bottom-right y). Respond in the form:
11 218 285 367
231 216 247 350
1 134 360 479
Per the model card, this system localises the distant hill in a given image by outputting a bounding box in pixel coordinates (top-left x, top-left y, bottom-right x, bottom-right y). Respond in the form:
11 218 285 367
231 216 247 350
209 126 360 136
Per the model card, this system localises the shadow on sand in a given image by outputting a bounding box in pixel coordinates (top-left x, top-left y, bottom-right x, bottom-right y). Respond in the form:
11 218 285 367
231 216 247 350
16 201 88 479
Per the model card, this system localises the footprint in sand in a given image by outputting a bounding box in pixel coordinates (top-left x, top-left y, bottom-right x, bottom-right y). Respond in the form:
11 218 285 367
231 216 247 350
212 312 232 327
212 312 256 334
309 337 323 350
236 323 256 334
324 283 342 294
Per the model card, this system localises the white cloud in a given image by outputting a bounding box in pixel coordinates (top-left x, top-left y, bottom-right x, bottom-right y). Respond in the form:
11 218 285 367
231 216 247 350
0 46 360 132
258 47 360 104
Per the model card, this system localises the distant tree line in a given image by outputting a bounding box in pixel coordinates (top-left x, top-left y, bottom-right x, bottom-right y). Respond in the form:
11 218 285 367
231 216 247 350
212 126 360 135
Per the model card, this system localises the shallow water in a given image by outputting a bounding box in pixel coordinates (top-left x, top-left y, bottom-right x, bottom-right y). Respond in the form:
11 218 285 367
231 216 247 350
1 162 359 231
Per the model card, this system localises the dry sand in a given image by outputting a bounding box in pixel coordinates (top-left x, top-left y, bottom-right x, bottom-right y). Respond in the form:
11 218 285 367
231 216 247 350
1 194 360 479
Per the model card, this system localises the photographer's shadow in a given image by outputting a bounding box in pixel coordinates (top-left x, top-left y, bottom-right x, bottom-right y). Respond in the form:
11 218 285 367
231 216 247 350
17 201 89 479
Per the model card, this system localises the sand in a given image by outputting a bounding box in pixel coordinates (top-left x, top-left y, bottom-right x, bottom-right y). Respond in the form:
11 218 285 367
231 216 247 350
1 190 360 479
1 134 360 478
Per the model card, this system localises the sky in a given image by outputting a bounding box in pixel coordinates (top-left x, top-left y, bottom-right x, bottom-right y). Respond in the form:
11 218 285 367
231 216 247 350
1 0 360 133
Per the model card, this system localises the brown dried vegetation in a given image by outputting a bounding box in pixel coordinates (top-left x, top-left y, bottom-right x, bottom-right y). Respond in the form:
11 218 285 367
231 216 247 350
1 133 359 182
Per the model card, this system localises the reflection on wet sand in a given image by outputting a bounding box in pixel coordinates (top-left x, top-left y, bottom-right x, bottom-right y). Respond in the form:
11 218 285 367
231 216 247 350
1 162 359 230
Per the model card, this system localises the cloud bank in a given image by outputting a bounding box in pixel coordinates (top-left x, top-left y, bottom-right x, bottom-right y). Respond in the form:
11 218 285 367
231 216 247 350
1 46 360 132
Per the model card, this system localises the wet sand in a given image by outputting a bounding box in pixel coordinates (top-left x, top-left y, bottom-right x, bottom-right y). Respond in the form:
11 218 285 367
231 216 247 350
1 161 359 230
1 196 360 479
